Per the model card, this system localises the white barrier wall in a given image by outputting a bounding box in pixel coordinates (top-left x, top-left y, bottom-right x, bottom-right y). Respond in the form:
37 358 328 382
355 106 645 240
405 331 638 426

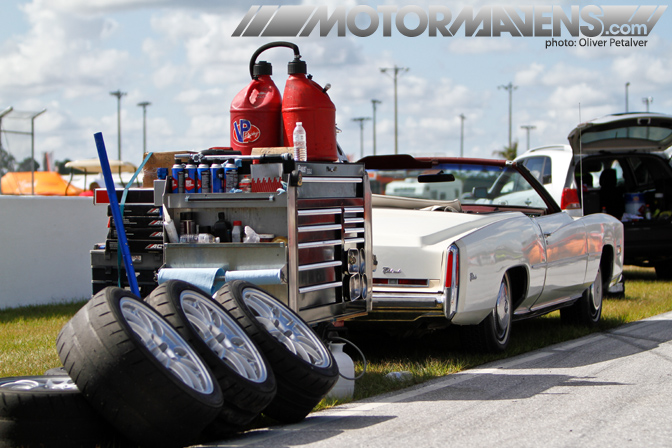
0 196 109 309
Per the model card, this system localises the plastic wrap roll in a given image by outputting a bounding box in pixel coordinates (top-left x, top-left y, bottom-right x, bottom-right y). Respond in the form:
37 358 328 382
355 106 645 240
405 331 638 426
224 269 286 285
157 267 225 295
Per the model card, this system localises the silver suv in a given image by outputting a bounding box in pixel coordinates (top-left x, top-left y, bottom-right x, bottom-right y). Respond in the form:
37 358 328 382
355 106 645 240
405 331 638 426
516 113 672 279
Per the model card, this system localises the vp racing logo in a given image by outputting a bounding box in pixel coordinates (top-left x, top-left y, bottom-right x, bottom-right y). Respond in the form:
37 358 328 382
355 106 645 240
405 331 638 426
232 5 666 39
232 119 261 144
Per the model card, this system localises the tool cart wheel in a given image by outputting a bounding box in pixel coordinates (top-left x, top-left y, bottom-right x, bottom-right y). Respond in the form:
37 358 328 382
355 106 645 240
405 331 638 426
213 281 339 423
146 280 277 435
0 375 126 448
56 287 223 448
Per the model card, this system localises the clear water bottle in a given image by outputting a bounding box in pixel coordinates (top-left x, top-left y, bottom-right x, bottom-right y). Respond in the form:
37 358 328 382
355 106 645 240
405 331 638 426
293 122 307 162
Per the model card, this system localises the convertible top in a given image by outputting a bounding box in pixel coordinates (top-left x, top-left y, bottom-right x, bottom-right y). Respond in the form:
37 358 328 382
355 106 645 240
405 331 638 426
358 154 512 170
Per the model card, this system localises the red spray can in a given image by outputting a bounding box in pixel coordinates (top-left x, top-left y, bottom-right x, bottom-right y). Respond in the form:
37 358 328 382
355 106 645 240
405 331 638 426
282 56 338 162
230 60 282 155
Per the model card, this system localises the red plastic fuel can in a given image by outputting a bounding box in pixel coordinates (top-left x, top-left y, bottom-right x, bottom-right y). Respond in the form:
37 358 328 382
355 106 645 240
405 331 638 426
282 57 338 162
230 61 282 155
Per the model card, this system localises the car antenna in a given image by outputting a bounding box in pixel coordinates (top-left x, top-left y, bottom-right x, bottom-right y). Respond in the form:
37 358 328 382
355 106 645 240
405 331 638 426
578 103 585 216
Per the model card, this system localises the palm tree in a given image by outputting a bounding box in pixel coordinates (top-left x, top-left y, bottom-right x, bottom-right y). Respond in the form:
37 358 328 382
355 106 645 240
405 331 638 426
492 141 518 160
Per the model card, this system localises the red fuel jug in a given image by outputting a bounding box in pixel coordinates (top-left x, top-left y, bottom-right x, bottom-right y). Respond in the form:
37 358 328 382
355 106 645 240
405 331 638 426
230 59 282 155
282 56 338 162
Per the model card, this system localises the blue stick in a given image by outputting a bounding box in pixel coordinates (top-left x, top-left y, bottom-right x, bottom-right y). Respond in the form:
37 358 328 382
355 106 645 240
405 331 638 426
94 132 140 296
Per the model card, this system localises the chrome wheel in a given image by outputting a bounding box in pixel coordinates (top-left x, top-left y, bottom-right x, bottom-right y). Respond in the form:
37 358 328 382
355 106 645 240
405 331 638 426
120 297 214 394
241 287 331 368
494 277 511 341
589 267 603 320
0 376 77 391
179 289 268 383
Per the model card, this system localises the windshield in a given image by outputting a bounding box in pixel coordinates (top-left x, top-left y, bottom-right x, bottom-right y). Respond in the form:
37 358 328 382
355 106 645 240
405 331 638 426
368 162 548 209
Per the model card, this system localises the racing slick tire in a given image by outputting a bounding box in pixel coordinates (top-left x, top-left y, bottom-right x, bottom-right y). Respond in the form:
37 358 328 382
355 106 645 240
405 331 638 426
213 281 339 423
145 280 276 435
0 375 125 448
56 287 223 448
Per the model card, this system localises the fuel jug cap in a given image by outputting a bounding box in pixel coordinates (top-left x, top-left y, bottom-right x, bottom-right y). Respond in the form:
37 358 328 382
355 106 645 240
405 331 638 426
288 57 307 75
253 61 273 77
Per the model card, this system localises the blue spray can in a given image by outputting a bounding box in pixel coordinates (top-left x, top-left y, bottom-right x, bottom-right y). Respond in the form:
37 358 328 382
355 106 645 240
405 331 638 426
185 163 197 193
210 163 223 193
197 163 210 193
171 163 184 193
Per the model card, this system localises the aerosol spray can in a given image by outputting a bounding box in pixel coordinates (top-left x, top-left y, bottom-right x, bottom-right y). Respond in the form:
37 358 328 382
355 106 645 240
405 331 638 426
210 163 224 193
224 160 238 192
171 163 185 194
185 163 197 194
197 163 211 193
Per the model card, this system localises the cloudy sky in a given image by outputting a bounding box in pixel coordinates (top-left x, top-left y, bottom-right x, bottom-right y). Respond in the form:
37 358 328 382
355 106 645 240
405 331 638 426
0 0 670 168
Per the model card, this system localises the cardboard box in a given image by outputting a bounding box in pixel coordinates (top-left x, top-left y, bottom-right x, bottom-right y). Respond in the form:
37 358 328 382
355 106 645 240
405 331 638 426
142 151 195 188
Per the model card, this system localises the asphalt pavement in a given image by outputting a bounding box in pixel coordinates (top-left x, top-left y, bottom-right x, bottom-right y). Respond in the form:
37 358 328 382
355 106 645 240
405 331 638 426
198 311 672 447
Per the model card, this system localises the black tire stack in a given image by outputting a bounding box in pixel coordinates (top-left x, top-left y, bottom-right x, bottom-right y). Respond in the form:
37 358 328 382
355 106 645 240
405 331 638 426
0 281 339 448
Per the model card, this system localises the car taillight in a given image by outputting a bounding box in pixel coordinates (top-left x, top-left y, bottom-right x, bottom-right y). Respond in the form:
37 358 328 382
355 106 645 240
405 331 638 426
561 188 581 210
445 246 458 288
445 245 459 319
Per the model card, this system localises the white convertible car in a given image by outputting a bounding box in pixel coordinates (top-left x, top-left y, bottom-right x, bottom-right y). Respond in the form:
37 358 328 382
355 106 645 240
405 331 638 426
352 155 624 352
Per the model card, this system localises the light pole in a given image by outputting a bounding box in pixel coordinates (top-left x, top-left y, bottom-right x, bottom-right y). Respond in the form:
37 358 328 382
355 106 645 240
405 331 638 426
459 114 466 157
498 82 517 149
30 109 47 194
520 125 536 151
642 96 653 112
137 101 151 156
380 65 408 155
625 82 630 112
0 106 13 154
371 99 381 155
110 90 126 161
352 117 371 159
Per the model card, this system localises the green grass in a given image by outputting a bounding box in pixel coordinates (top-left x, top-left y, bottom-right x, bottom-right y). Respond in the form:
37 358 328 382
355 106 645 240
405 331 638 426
1 267 670 412
0 301 86 378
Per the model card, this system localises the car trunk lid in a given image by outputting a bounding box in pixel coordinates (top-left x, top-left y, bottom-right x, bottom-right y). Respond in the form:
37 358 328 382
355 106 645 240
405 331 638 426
567 113 672 156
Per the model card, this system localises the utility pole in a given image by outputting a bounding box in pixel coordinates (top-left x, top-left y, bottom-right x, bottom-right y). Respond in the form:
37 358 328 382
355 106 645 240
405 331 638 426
371 99 381 155
459 114 466 157
0 106 13 153
380 65 408 155
137 101 151 156
520 125 536 151
352 117 371 159
498 82 517 149
642 96 653 112
625 82 630 112
110 90 126 161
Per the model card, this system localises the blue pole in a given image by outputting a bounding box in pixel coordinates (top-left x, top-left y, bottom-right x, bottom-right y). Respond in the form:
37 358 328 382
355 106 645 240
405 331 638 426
94 132 140 296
